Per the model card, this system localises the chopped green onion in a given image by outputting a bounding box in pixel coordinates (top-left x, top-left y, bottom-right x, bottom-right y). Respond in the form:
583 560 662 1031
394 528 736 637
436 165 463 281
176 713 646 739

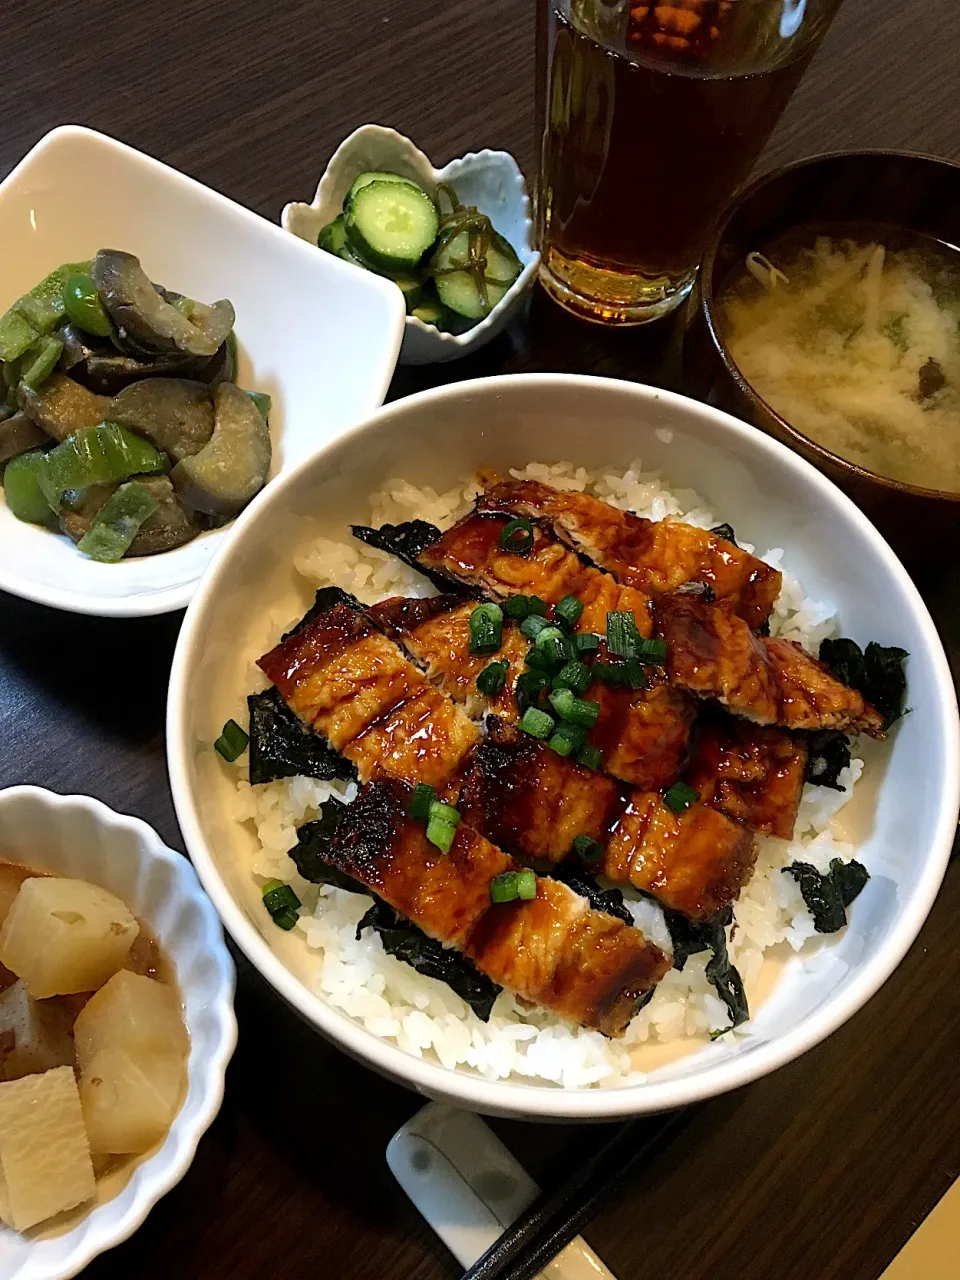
516 670 550 713
592 660 647 689
549 688 600 728
663 781 700 814
408 782 437 820
621 660 649 689
637 637 668 665
606 610 643 659
517 869 537 899
426 799 461 852
214 718 249 762
554 594 584 630
524 647 552 672
498 516 535 555
504 594 547 619
490 869 538 904
477 659 509 698
520 613 551 640
536 626 575 668
552 661 592 694
469 602 503 654
262 878 301 930
576 743 604 771
572 834 604 863
519 706 554 739
575 632 601 654
428 799 461 828
548 722 589 756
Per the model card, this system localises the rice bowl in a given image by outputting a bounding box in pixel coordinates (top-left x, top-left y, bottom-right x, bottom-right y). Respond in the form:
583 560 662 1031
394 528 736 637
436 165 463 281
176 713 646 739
167 374 959 1120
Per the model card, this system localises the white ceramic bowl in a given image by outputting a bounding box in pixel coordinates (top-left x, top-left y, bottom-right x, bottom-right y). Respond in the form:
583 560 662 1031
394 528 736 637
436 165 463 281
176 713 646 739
166 374 959 1121
281 125 539 365
0 787 236 1279
0 125 405 617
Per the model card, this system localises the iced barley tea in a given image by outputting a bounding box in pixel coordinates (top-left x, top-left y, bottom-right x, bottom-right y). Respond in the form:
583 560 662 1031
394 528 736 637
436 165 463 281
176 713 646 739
535 0 844 324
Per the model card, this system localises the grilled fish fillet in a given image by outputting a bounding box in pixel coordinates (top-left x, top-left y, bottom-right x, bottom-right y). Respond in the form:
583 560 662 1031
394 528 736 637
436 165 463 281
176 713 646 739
685 715 809 839
368 594 695 791
416 512 655 636
655 593 884 736
257 602 480 792
478 479 781 629
326 776 670 1035
459 717 756 920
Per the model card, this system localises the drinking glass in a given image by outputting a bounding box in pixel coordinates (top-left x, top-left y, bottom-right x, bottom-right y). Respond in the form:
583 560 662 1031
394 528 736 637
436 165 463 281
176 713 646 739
534 0 846 324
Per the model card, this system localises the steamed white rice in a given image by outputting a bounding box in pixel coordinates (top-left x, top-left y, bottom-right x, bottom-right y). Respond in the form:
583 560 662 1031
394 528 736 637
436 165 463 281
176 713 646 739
228 459 865 1089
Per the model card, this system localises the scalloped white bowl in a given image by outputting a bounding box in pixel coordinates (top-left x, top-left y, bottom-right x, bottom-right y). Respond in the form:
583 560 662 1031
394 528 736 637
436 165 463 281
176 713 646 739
281 125 539 365
167 373 958 1122
0 125 405 617
0 787 236 1280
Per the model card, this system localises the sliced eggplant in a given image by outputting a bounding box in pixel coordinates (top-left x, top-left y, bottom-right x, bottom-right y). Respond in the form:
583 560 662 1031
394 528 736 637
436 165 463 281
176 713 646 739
17 373 112 442
197 332 238 386
171 382 271 517
60 475 204 555
109 378 214 462
91 250 235 358
0 412 50 464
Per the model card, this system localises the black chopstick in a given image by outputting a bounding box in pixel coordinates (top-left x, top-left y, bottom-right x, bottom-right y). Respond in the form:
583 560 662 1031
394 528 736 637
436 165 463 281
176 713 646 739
461 1106 698 1280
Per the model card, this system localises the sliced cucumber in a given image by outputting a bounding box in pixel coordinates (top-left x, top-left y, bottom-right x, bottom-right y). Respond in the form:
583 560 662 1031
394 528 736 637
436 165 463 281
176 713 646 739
395 274 424 313
411 300 445 327
345 180 439 272
431 226 523 320
346 171 423 205
318 214 348 255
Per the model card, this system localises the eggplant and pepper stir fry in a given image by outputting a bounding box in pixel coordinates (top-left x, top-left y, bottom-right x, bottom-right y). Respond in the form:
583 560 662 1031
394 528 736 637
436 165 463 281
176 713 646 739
317 172 523 331
0 250 272 561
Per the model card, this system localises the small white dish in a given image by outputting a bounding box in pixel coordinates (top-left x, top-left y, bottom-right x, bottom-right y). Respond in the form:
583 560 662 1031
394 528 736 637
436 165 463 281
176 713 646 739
0 125 405 617
0 786 236 1280
281 124 540 365
166 372 959 1122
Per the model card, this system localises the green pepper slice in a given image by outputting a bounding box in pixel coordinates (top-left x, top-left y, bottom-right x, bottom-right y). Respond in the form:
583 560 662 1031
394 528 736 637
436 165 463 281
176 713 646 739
43 423 169 496
77 480 160 561
2 450 55 523
62 273 113 338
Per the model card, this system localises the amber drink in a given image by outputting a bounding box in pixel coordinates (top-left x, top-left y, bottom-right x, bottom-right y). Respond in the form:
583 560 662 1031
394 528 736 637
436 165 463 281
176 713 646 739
535 0 844 324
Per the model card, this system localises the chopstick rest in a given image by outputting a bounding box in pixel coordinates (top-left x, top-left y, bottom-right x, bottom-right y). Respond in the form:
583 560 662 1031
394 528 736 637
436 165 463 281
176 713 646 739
386 1102 617 1279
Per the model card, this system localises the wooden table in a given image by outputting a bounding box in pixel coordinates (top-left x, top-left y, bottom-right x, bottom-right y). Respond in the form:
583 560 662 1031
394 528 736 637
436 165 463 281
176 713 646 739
1 2 958 1276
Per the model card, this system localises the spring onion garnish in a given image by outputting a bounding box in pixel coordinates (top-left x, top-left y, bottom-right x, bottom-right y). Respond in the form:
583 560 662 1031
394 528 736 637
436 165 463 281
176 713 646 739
214 718 249 762
520 613 551 640
547 722 589 757
516 670 550 713
663 781 699 814
572 834 604 863
490 869 538 903
476 659 509 698
536 626 575 668
498 516 535 555
408 782 437 820
262 879 301 930
592 660 649 690
606 610 643 659
426 799 461 853
503 594 548 619
519 706 555 739
552 660 592 694
576 743 603 771
637 637 668 665
469 602 503 654
524 647 552 672
575 632 601 654
554 594 584 630
549 687 600 728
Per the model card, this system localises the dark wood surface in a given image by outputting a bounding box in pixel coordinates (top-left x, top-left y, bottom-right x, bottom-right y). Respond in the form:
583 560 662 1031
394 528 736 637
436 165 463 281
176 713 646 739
1 2 958 1277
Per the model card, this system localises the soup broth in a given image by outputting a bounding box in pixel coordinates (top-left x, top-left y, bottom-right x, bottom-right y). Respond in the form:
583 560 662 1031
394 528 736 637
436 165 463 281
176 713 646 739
718 224 960 492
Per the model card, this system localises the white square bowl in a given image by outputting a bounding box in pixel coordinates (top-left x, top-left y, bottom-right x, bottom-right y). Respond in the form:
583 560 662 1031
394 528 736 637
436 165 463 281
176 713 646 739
0 126 405 617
